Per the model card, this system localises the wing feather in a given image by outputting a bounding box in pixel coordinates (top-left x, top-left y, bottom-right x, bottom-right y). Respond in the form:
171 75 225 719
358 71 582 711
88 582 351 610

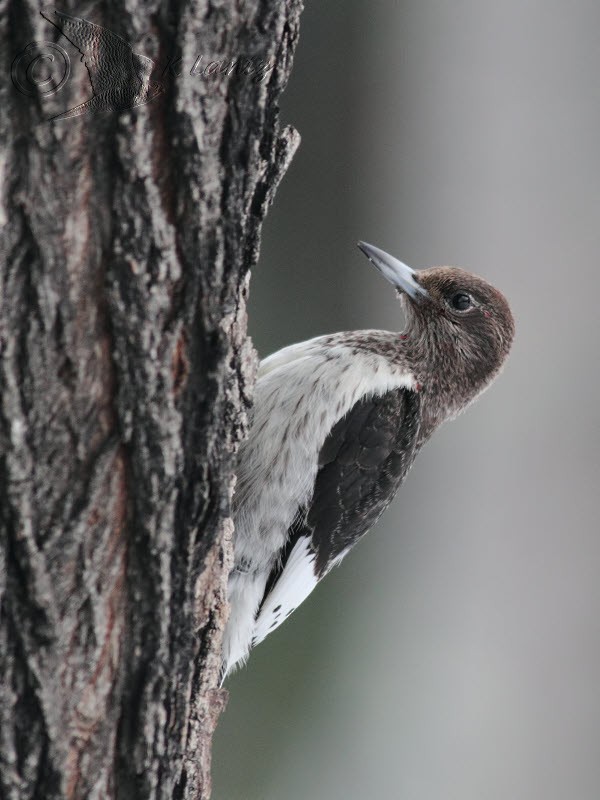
253 387 421 639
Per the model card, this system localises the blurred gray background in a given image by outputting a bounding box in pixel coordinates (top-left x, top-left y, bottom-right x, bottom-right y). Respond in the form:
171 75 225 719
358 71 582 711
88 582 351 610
214 2 600 798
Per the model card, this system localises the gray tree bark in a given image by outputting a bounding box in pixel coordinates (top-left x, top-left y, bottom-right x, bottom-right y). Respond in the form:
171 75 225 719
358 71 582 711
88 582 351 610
0 2 301 798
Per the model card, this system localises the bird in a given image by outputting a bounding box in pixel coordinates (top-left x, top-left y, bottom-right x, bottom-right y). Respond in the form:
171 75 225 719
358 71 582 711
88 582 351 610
222 241 514 679
41 8 163 121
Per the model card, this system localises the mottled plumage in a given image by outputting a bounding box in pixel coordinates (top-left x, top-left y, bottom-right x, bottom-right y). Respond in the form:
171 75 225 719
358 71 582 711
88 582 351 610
222 242 514 678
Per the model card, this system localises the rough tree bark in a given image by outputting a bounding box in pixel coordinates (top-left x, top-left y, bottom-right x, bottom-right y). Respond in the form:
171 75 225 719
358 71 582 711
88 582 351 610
0 1 302 798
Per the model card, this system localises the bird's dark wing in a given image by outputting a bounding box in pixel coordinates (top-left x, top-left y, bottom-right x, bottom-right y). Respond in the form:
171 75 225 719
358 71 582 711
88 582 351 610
253 387 421 644
309 387 422 574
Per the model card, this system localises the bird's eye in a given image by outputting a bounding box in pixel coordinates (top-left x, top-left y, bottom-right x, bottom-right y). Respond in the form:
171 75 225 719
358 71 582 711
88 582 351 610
450 292 472 311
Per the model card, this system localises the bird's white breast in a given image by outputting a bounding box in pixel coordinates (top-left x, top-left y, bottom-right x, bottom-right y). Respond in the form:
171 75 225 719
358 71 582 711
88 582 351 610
224 333 416 675
233 334 416 569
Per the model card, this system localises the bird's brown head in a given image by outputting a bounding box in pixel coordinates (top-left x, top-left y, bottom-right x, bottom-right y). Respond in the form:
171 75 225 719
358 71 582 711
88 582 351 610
358 242 515 415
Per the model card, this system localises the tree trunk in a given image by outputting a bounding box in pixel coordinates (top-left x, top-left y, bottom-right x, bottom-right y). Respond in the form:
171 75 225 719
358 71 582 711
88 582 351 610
0 2 301 798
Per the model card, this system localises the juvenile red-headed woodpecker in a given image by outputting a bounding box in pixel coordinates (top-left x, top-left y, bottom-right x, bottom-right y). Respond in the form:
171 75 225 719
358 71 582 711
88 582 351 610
222 242 514 679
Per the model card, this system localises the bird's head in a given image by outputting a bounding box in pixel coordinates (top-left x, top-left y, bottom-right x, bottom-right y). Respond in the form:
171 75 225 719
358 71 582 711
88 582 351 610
358 241 515 414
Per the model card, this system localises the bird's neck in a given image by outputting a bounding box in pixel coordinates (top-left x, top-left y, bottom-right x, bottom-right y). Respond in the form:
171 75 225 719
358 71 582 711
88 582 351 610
403 327 489 427
336 328 485 433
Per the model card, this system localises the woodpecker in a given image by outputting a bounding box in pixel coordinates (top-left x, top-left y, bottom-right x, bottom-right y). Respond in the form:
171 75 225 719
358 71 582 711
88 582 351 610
222 242 514 679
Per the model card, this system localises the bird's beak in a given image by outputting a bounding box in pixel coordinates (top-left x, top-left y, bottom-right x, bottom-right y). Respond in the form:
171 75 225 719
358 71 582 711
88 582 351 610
357 241 429 301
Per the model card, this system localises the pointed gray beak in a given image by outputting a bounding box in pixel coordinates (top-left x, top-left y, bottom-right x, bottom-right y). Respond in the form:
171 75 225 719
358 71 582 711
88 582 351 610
357 241 429 301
